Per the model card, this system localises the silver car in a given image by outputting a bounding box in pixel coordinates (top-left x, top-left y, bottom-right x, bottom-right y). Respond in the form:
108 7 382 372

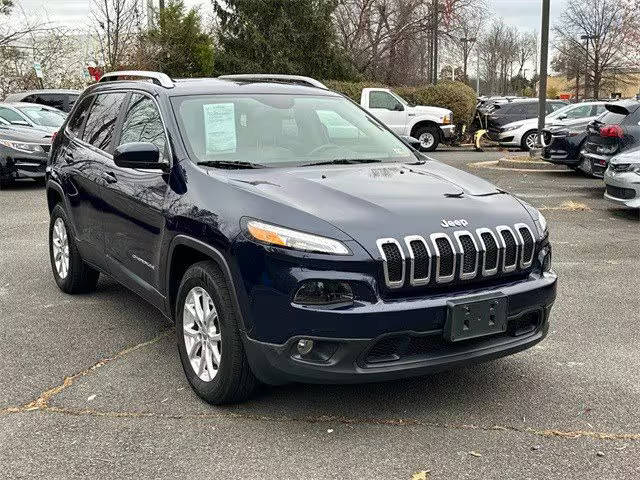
603 147 640 208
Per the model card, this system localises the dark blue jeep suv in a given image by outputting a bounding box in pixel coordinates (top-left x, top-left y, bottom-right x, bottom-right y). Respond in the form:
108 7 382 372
46 71 556 404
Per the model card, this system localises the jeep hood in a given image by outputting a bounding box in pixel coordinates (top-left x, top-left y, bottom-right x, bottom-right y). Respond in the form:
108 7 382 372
222 160 533 255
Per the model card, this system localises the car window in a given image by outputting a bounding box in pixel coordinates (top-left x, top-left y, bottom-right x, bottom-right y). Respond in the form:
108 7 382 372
593 105 606 116
17 105 66 128
82 93 127 152
172 94 413 167
0 107 26 124
118 93 168 162
524 103 538 116
369 91 402 110
549 102 566 112
599 110 626 125
38 94 66 111
67 96 94 137
564 104 592 119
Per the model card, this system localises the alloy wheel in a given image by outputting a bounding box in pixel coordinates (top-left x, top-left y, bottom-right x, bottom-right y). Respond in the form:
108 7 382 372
525 133 538 150
183 286 222 382
51 217 70 279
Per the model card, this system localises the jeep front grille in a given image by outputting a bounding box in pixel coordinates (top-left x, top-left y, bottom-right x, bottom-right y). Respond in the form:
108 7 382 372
377 224 538 289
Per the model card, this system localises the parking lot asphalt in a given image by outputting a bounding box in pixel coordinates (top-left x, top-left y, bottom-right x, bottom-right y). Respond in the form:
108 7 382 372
1 151 639 479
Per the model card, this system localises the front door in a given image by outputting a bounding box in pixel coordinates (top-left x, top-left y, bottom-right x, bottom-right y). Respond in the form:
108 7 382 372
102 92 170 292
367 90 407 134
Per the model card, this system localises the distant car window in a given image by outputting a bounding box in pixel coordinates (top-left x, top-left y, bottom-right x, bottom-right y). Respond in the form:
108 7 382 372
119 94 168 162
593 105 606 116
82 93 126 152
548 102 566 112
0 107 27 124
599 110 626 125
37 94 66 111
68 95 79 110
524 103 538 116
317 109 360 139
369 91 402 111
67 96 94 137
564 104 592 119
17 105 66 128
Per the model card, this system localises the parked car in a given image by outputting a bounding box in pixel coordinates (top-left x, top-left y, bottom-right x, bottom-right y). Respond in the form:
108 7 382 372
579 100 640 177
603 146 640 208
46 71 556 405
483 99 568 138
4 89 80 113
0 123 53 189
0 102 67 134
358 87 455 152
499 102 606 151
541 120 592 170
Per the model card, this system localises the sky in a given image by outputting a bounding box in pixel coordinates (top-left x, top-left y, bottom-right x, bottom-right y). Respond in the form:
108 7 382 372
11 0 565 32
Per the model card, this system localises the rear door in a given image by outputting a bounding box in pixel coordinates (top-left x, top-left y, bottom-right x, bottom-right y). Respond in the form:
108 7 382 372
63 92 127 266
101 92 170 294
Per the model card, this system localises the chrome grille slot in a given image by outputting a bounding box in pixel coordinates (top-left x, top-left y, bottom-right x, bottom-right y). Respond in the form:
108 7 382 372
454 231 479 280
497 226 518 273
431 233 456 284
477 228 499 276
376 238 405 289
404 235 431 286
515 223 535 268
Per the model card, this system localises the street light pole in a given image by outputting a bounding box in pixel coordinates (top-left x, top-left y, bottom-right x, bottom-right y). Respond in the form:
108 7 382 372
476 46 480 96
460 36 477 82
537 0 550 148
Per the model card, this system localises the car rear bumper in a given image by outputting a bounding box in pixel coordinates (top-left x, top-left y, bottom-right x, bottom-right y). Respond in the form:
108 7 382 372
579 152 611 178
243 272 557 385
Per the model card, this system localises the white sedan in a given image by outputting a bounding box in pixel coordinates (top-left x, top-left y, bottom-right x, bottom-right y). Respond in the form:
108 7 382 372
498 101 607 151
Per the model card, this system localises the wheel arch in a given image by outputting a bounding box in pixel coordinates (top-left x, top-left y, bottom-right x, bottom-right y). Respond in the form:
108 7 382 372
46 181 65 213
409 120 441 139
165 235 249 332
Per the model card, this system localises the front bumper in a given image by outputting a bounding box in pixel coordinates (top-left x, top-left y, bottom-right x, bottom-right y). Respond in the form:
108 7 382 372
439 124 456 139
497 130 521 147
243 272 557 385
0 150 48 180
604 169 640 208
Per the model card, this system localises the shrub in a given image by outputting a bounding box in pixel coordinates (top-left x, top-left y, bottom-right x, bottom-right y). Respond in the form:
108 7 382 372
324 80 477 126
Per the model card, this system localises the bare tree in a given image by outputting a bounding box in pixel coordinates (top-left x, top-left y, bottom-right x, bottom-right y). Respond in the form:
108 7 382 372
447 1 487 82
553 0 640 99
91 0 142 71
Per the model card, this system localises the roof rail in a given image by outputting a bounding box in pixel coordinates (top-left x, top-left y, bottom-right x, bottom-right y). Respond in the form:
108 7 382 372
98 70 174 88
218 74 327 90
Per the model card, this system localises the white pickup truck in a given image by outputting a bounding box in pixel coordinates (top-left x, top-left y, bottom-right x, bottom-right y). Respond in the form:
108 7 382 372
359 88 455 151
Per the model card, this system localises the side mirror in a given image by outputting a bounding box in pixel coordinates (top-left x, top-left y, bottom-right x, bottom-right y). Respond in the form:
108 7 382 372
557 114 567 120
113 142 168 171
392 103 404 112
400 135 421 149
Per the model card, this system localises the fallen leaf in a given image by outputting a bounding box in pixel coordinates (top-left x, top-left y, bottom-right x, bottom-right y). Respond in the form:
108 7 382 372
411 471 429 480
469 451 482 458
87 394 96 402
327 429 334 433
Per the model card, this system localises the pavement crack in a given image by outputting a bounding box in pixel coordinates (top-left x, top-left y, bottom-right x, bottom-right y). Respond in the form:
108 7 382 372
0 330 171 415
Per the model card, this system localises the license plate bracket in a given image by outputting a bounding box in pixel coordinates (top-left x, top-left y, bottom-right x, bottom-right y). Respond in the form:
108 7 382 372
444 293 508 342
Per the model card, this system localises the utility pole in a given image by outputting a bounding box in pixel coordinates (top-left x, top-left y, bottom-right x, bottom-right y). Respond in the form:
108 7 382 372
476 46 480 96
460 36 477 82
536 0 550 148
432 0 439 84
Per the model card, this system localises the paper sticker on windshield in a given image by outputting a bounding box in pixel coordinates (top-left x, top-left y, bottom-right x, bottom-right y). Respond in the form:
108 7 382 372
204 103 236 154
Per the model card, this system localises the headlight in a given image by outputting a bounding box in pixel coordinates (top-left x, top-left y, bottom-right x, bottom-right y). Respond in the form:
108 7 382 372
0 139 45 154
502 123 523 132
537 211 548 237
246 220 350 255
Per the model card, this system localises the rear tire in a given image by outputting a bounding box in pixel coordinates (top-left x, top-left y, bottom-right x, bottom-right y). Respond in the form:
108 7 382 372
49 204 100 294
414 125 440 152
176 261 258 405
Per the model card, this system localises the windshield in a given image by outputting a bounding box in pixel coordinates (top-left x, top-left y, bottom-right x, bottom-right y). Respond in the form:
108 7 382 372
172 94 414 167
17 106 66 128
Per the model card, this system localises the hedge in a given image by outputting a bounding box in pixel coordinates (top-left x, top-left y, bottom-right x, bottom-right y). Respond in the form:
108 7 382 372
324 80 477 126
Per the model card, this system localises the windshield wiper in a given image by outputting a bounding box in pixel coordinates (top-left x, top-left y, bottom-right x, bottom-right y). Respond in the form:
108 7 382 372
197 160 266 169
300 158 383 167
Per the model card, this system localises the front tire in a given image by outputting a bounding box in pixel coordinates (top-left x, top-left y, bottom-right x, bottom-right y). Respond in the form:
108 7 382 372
49 204 100 294
176 261 258 405
521 130 538 151
414 125 440 152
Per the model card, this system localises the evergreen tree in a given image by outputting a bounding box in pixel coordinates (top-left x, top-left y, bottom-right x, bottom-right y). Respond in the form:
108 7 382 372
145 1 214 78
214 0 354 80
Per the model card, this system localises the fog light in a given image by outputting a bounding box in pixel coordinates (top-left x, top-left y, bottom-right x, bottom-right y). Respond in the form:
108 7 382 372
293 280 354 308
297 339 314 355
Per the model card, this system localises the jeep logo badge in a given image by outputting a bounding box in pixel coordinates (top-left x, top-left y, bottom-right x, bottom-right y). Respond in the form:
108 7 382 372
441 219 469 228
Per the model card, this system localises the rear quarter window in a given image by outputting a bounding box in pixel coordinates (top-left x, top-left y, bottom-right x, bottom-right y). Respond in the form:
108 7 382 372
82 93 127 152
599 110 626 125
67 96 94 137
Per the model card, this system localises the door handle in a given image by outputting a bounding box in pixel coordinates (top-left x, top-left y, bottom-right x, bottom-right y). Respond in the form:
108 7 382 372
102 171 118 184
